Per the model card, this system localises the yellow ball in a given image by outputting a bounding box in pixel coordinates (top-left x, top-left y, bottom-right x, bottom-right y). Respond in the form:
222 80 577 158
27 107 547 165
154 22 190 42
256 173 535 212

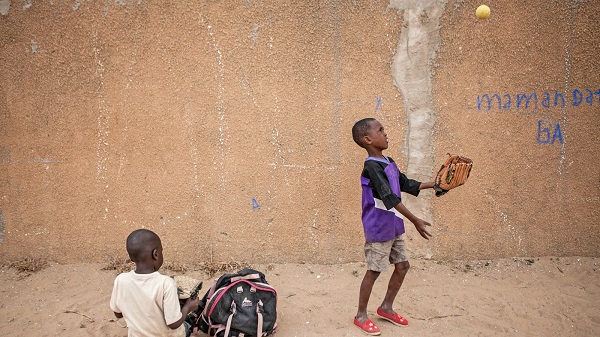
476 5 491 19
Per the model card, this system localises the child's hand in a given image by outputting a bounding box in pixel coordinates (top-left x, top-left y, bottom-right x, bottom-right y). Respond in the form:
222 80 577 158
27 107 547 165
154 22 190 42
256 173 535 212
413 218 432 239
183 296 200 312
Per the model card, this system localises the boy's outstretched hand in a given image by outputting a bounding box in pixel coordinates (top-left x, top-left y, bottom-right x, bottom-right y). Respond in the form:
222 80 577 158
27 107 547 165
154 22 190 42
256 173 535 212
393 202 433 240
183 296 201 312
413 218 432 240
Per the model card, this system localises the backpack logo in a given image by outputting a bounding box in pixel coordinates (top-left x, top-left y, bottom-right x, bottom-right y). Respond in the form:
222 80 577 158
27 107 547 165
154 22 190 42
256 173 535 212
242 297 253 307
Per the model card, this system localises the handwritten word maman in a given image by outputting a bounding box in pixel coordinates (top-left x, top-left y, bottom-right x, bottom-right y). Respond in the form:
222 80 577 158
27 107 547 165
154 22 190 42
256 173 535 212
477 88 599 111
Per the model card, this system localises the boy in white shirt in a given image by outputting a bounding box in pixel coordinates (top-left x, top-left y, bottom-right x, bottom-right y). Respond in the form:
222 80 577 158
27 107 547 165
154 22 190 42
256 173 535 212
110 229 200 337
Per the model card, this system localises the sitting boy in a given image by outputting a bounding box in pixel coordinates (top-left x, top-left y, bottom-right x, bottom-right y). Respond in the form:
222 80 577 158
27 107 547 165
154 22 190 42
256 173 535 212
110 229 200 337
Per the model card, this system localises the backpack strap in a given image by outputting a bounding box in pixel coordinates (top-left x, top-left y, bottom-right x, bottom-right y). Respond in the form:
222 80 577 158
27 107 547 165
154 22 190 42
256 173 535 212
224 300 237 337
256 299 263 337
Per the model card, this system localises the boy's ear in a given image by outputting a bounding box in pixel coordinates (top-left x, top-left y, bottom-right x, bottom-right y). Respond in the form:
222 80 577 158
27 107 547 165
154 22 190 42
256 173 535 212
362 135 372 145
152 248 158 260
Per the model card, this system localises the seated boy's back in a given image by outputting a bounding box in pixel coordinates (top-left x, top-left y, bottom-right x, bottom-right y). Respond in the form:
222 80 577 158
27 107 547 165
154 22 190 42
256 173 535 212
111 270 184 337
110 229 199 337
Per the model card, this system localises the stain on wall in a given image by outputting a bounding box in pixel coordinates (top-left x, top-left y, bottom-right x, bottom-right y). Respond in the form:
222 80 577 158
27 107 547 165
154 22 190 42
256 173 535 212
0 0 598 263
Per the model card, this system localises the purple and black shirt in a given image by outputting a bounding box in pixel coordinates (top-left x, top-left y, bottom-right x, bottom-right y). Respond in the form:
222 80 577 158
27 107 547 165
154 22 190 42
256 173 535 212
360 156 421 243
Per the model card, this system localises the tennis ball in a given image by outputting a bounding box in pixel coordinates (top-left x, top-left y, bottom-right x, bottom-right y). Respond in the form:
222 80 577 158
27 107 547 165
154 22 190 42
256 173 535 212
476 5 491 19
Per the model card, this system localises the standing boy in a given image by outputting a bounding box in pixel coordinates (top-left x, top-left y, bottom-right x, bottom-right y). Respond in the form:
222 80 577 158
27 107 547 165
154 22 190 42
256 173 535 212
351 118 434 335
110 229 200 337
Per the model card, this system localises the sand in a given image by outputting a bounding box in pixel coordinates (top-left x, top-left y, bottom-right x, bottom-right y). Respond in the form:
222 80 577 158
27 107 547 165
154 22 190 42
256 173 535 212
0 257 598 337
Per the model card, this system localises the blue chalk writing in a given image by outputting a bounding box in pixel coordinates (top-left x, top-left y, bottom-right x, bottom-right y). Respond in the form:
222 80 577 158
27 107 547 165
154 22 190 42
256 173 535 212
478 94 501 110
516 93 538 109
251 197 260 211
571 89 597 107
477 88 599 111
373 97 382 114
537 120 563 145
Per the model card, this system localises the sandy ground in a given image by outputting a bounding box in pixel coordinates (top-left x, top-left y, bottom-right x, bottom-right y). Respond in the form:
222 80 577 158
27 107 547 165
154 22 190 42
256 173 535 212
0 257 598 337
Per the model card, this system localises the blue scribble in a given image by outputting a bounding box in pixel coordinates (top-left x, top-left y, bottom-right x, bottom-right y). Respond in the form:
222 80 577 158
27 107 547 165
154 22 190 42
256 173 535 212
477 88 599 110
251 198 261 211
373 97 382 114
537 120 563 145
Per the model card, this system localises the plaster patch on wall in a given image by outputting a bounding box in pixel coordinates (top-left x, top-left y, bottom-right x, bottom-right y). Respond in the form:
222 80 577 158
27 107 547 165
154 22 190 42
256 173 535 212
389 0 447 258
72 0 86 11
30 40 38 53
0 0 10 15
390 0 446 179
250 23 260 48
102 0 142 17
115 0 138 5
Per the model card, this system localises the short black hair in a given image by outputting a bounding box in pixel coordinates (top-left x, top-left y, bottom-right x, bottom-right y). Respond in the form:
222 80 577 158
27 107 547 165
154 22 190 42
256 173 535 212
126 229 161 263
352 118 376 147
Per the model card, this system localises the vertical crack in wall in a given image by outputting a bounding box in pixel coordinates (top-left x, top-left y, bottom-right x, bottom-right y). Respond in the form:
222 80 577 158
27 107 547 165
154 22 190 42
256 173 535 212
331 0 341 167
206 23 228 192
389 0 446 258
184 103 201 196
93 31 111 222
560 2 578 175
328 0 342 262
558 2 580 210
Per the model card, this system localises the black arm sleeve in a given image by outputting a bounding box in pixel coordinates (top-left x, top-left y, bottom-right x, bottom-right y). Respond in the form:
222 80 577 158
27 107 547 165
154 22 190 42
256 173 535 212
364 161 401 210
399 171 421 197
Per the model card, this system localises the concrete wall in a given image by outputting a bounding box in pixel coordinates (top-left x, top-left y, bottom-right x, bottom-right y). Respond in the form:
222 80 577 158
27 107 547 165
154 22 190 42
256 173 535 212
0 0 598 264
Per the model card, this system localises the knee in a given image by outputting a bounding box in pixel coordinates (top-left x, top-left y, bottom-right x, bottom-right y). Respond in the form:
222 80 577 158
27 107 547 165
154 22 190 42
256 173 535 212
366 270 381 280
394 261 410 275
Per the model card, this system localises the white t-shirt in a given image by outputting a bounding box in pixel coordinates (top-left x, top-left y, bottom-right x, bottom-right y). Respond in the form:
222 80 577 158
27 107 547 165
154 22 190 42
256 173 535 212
110 271 184 337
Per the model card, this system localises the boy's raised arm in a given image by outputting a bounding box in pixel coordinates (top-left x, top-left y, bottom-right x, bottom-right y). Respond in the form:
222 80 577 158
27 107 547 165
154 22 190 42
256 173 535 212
419 181 434 190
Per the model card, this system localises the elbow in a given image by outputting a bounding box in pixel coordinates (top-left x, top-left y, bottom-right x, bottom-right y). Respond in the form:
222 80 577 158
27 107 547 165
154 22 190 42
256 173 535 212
167 321 182 330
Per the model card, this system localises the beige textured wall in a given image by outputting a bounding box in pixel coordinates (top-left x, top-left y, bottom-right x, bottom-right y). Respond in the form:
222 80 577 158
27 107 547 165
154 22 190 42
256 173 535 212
0 0 598 264
429 0 600 259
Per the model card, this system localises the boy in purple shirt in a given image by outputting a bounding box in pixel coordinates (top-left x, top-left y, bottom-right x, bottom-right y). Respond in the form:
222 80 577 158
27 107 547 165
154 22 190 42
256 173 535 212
351 118 434 335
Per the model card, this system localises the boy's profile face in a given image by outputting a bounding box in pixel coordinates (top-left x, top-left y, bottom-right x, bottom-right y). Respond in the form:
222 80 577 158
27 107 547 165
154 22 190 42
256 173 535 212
364 120 388 150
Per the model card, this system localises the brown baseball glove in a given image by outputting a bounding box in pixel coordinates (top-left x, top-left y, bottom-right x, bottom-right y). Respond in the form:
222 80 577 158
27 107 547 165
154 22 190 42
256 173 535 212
434 154 473 197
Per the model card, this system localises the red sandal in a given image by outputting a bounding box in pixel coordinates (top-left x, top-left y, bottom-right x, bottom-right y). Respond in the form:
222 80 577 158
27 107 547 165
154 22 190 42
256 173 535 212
353 317 381 335
376 307 408 326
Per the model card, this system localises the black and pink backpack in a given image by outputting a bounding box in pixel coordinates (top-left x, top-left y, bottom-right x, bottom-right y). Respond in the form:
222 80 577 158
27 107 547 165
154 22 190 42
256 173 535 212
188 268 277 337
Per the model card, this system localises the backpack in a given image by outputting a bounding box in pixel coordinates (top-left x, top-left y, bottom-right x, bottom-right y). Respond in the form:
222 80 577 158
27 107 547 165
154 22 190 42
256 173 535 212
187 268 277 337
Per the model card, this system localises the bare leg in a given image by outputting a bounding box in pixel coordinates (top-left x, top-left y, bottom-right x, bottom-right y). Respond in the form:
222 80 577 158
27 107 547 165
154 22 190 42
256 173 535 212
355 270 380 322
380 261 409 314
